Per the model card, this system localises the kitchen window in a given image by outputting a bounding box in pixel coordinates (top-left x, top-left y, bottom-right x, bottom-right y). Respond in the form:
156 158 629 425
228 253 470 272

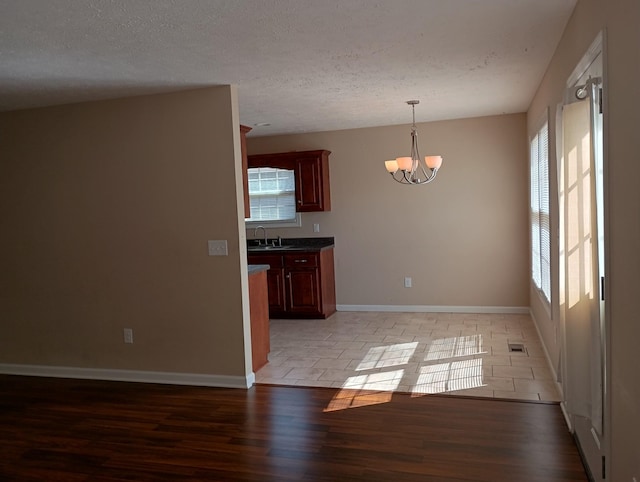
245 167 301 227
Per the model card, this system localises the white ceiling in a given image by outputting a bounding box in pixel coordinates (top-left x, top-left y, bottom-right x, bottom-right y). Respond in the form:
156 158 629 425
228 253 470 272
0 0 576 137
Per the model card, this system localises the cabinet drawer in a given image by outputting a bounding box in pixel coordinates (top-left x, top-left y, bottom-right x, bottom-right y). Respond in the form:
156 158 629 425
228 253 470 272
284 253 318 268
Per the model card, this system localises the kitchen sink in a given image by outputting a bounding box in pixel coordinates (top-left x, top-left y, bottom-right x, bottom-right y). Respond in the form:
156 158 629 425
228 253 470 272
247 245 293 251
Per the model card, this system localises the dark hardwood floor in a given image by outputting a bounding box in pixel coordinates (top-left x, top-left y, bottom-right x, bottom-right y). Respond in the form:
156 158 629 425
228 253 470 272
0 375 587 481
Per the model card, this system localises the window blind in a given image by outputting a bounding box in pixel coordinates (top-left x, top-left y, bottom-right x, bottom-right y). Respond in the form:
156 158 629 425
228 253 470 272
530 122 551 304
247 167 296 222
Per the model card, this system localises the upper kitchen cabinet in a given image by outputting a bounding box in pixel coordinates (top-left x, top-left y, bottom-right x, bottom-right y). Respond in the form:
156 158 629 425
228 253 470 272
240 125 252 219
247 150 331 212
294 151 331 212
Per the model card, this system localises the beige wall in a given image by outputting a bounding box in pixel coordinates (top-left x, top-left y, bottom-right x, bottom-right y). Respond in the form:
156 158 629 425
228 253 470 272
527 0 640 479
0 86 252 382
247 113 529 309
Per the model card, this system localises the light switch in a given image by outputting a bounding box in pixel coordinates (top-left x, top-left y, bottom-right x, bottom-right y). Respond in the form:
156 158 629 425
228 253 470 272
208 240 228 256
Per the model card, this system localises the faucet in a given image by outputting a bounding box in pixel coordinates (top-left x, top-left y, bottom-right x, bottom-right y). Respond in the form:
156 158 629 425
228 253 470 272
254 225 267 246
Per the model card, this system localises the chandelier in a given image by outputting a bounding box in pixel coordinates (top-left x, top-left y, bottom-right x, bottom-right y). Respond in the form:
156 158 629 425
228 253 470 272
384 100 443 185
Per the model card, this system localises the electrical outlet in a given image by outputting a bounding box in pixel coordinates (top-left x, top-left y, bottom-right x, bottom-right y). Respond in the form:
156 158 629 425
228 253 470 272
123 328 133 344
404 277 412 288
208 240 228 256
313 223 320 233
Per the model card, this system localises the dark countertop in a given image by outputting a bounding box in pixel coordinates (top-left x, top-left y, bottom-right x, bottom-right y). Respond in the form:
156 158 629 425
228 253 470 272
248 264 270 275
247 236 335 254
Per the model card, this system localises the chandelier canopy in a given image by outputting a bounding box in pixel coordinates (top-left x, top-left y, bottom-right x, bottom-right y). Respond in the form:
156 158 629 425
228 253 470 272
384 100 443 185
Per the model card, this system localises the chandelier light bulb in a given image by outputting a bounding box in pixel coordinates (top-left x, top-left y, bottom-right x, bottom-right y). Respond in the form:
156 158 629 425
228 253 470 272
396 157 413 171
425 155 443 169
385 160 399 173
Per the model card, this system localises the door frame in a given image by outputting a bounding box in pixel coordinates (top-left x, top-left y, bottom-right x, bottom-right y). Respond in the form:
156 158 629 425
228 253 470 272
561 30 610 481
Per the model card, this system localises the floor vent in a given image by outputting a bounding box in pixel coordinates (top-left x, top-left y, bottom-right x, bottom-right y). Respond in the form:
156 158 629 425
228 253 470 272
508 343 526 353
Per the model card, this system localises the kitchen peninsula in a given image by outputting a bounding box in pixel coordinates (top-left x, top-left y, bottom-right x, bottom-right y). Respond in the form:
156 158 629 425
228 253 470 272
247 264 270 371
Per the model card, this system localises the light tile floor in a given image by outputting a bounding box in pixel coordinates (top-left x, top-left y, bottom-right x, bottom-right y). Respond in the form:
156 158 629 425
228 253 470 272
256 311 562 402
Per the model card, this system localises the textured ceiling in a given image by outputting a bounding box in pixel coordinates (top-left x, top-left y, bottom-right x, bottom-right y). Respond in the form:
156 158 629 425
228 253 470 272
0 0 576 136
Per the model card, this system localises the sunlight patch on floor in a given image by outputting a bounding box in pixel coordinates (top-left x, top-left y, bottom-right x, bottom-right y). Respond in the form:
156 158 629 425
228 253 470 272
356 342 418 371
323 370 403 412
412 358 485 396
424 335 486 361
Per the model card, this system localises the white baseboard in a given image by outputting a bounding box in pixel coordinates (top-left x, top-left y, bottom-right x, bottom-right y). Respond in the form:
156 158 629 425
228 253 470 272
528 309 566 410
0 363 255 389
336 304 529 314
560 401 573 432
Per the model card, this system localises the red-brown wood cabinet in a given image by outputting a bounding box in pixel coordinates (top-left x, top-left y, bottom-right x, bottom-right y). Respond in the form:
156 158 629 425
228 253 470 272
247 150 331 212
248 249 336 319
240 125 252 219
248 268 270 371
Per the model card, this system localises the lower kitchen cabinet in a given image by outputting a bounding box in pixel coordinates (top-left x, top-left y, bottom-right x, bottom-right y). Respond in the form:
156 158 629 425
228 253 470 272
286 266 320 315
248 249 336 319
265 259 286 315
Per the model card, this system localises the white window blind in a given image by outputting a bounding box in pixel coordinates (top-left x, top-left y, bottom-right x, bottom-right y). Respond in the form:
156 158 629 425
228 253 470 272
247 167 296 222
530 122 551 304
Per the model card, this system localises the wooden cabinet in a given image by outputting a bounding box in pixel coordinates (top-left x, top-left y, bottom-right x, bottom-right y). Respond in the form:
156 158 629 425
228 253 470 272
248 249 336 319
294 153 331 211
248 269 270 371
250 254 287 315
285 252 322 315
247 150 331 212
240 125 252 219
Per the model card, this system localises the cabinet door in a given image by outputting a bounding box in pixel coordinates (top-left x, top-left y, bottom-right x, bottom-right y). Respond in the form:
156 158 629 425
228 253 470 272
286 267 321 315
284 253 321 315
266 267 286 315
295 156 322 211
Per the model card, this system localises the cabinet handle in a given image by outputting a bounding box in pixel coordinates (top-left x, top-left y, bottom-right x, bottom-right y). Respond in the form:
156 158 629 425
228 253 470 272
297 200 302 204
286 274 291 279
294 259 308 263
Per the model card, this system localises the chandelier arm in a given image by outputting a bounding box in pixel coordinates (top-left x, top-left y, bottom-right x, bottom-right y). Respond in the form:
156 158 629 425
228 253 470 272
390 172 408 184
415 169 438 184
389 168 439 185
419 164 433 181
